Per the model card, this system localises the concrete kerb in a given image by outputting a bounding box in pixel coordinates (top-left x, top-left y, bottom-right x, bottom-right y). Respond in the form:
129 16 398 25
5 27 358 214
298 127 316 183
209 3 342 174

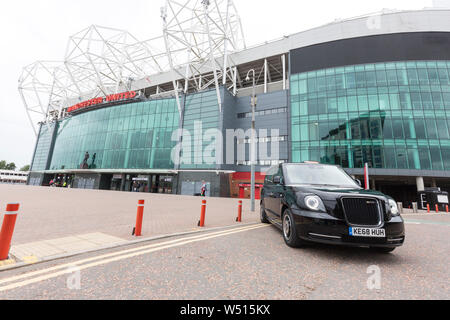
0 222 261 272
402 212 449 216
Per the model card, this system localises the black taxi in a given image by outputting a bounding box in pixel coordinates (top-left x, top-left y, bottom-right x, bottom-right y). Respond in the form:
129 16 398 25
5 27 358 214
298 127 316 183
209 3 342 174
260 163 405 253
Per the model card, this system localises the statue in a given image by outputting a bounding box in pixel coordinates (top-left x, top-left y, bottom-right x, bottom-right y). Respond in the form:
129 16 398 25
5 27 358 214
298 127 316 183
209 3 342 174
81 151 89 169
90 153 97 169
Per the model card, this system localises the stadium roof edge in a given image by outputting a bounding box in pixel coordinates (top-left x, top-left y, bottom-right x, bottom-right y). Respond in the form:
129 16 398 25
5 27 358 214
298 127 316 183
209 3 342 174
131 8 450 91
19 6 450 134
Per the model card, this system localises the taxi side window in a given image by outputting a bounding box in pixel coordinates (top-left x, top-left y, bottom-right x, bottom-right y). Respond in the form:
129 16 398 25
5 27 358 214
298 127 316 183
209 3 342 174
264 165 279 184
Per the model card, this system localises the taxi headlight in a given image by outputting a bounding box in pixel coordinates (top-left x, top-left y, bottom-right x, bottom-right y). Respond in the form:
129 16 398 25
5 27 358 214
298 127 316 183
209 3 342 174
304 195 326 212
388 199 399 216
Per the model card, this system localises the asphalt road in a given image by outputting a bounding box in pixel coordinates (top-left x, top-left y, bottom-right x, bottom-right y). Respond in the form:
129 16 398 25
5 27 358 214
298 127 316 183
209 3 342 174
0 215 448 300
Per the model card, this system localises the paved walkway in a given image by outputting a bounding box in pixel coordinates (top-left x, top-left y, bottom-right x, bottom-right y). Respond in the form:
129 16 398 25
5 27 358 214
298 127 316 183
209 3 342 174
0 185 259 246
10 233 127 263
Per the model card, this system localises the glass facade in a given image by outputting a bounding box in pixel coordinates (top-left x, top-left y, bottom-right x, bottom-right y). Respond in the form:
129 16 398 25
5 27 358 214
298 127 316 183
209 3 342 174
49 98 180 170
181 89 221 169
31 123 55 171
290 60 450 171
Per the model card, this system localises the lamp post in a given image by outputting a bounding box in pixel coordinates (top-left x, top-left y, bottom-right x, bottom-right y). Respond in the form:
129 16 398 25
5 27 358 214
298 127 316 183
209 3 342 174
246 69 256 212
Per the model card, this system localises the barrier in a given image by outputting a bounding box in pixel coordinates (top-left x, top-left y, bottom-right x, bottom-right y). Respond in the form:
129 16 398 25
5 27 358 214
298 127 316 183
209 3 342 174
133 200 145 237
435 204 439 213
364 163 369 190
0 203 20 260
427 204 430 213
236 200 243 222
198 200 207 227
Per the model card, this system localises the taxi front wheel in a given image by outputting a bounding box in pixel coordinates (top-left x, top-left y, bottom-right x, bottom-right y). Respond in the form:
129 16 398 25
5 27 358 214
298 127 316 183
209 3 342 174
282 209 307 248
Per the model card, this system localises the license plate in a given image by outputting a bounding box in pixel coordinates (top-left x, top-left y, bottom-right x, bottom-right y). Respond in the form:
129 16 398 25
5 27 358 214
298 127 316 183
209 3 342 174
349 227 385 238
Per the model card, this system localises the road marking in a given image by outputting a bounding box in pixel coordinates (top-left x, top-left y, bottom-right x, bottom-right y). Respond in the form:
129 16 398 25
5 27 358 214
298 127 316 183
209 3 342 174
404 219 450 227
402 213 449 216
0 224 268 292
0 224 263 285
22 256 39 264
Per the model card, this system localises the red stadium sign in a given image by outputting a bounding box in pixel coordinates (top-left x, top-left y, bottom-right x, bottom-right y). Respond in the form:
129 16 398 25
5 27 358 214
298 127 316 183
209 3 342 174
67 91 137 113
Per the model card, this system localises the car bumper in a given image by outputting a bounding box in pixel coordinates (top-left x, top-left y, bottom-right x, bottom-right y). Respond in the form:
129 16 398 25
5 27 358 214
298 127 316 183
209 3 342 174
291 208 405 248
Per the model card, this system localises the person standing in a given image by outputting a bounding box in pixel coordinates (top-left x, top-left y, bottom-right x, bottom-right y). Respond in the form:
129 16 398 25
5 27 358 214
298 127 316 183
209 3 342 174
200 180 207 197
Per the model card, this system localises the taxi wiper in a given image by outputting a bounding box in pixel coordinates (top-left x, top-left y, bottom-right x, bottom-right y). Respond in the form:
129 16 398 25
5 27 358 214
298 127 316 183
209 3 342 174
303 183 338 187
307 183 359 188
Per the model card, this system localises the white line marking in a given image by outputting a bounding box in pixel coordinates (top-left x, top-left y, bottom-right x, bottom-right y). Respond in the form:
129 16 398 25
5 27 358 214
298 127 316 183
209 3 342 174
402 213 448 216
0 224 263 285
0 224 268 292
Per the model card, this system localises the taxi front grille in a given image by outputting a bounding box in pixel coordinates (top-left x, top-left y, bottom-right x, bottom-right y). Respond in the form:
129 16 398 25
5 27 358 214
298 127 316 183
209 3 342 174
341 198 382 226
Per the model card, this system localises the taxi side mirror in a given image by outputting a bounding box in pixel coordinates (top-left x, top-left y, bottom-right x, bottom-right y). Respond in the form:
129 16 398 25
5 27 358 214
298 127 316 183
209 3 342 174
273 176 283 185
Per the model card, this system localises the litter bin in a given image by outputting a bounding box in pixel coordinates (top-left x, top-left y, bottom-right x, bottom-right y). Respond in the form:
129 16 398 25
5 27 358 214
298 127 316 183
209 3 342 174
397 202 404 214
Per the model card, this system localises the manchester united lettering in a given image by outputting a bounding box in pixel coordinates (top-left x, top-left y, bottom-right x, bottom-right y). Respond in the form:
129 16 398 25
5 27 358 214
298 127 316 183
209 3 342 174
67 91 137 113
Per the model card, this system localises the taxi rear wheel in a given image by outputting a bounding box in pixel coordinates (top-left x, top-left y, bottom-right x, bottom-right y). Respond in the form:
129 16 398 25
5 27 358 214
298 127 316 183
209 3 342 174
260 201 269 224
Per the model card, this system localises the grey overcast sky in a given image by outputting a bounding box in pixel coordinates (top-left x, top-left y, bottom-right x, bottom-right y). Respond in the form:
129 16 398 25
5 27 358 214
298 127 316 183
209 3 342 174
0 0 442 168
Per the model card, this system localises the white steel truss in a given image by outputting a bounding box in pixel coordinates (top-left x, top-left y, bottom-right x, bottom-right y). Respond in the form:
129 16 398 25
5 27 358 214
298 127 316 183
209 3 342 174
161 0 246 113
64 25 169 99
18 61 71 135
18 1 246 136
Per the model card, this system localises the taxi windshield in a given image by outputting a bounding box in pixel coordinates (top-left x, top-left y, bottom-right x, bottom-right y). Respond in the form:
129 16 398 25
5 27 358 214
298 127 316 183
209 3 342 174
283 164 360 188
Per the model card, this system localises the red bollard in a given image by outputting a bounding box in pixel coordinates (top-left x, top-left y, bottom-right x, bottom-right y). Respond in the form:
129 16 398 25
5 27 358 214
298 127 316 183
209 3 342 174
198 200 206 227
446 205 449 213
435 204 439 213
0 203 20 260
236 200 242 222
427 204 430 213
134 200 145 237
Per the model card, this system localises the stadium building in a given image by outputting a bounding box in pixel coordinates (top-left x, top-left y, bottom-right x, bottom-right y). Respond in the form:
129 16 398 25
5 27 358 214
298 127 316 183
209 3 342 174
20 3 450 205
